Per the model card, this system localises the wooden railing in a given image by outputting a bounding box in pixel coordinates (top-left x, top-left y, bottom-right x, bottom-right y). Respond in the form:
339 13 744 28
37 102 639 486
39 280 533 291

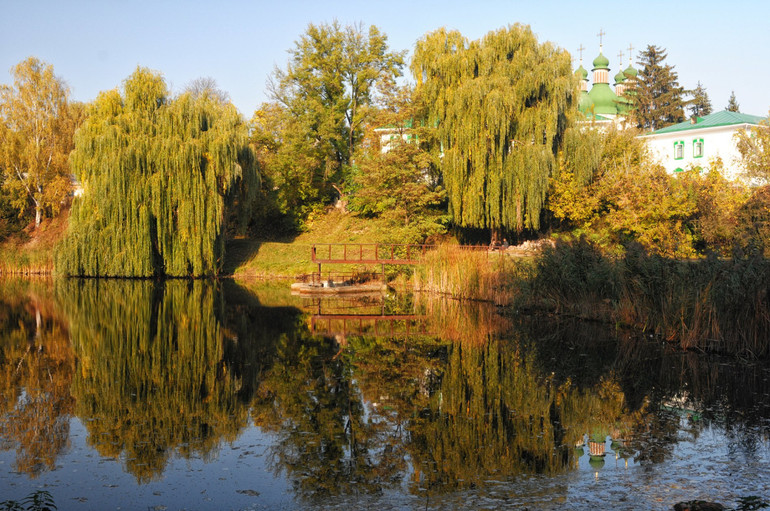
311 243 436 265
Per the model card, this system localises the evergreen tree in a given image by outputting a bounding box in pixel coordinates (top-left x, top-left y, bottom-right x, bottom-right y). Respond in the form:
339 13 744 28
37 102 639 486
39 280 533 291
411 24 574 233
726 90 740 112
689 81 712 118
56 68 259 277
628 45 688 130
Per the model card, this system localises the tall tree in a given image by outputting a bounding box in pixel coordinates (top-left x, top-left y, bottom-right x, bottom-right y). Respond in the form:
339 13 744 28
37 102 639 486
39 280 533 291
726 90 740 112
185 76 230 104
56 68 259 277
267 21 405 205
411 24 574 233
627 45 688 130
0 57 82 228
689 81 712 118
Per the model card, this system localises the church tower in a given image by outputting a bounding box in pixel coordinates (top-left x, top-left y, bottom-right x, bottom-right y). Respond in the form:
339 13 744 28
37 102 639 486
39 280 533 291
586 32 619 118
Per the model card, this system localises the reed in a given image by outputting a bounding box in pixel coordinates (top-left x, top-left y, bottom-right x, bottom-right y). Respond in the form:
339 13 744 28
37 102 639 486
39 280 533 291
529 240 770 358
0 246 54 276
413 245 531 306
415 239 770 358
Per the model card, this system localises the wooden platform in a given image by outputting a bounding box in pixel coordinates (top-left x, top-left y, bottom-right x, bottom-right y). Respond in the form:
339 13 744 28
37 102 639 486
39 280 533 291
290 281 387 295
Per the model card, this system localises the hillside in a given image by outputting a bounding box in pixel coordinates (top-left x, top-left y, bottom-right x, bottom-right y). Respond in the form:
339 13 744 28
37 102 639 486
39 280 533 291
225 208 420 279
0 211 68 275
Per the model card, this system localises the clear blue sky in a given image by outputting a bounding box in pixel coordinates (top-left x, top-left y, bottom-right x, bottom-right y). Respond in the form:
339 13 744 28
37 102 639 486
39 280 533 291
2 0 768 118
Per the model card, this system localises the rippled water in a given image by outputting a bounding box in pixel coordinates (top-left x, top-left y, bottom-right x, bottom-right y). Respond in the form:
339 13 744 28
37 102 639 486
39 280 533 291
1 278 768 510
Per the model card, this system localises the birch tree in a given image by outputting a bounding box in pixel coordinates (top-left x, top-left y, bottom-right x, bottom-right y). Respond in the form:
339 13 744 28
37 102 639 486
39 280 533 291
411 25 575 234
0 57 81 228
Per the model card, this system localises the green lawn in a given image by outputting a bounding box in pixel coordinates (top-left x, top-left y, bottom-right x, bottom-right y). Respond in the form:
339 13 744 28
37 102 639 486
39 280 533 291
226 209 405 279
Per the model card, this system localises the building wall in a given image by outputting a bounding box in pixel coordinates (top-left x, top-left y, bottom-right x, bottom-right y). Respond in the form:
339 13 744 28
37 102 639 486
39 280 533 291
640 125 750 181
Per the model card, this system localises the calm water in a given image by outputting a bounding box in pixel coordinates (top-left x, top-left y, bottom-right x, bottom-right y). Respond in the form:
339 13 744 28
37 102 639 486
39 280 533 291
1 278 769 510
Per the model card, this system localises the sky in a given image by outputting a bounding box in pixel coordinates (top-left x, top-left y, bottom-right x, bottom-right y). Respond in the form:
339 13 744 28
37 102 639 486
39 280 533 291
2 0 769 118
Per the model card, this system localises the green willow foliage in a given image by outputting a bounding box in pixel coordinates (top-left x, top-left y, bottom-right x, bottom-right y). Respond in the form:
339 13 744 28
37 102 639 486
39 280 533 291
411 25 575 232
58 279 246 482
57 68 259 277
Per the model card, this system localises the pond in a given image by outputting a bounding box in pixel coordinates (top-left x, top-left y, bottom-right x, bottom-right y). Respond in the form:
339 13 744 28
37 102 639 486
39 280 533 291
1 278 769 510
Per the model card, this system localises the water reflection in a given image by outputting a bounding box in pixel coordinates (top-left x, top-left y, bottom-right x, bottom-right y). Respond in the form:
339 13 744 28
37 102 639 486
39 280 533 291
0 279 73 476
61 279 249 482
0 278 769 507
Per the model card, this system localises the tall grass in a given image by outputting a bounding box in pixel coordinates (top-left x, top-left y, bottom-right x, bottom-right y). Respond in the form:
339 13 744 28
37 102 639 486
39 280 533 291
415 239 770 358
413 245 531 306
0 245 54 275
533 240 770 358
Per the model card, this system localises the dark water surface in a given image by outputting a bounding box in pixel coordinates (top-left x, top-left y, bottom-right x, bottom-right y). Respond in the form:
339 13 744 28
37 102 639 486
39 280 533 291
1 278 768 510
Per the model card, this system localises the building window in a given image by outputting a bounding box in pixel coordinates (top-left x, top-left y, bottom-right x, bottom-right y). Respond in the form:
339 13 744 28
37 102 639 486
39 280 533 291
693 138 704 158
674 141 684 160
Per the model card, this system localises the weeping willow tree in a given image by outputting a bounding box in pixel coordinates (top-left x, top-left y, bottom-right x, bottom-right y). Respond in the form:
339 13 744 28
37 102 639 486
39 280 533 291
411 25 575 233
56 67 259 277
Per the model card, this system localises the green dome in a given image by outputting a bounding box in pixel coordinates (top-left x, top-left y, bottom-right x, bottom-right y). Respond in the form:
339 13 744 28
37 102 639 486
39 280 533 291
592 52 609 69
623 65 638 78
614 70 626 84
587 83 618 115
575 64 588 80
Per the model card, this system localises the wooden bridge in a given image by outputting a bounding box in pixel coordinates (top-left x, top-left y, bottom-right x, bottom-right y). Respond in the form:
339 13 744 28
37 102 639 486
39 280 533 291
311 243 435 265
305 243 498 284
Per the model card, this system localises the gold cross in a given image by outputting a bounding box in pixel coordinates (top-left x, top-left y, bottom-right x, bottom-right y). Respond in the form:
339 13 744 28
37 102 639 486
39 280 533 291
627 44 635 64
597 29 605 46
577 44 585 61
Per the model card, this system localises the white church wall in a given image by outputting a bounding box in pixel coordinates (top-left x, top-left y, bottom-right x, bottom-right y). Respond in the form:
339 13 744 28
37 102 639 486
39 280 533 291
640 125 749 181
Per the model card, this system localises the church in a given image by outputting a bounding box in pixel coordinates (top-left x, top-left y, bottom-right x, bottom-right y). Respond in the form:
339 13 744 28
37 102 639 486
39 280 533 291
575 40 635 124
576 39 766 181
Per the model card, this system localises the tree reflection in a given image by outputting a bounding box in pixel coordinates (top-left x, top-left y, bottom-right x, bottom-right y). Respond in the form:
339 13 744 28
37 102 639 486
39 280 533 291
58 279 248 483
252 326 408 500
0 280 74 476
1 279 769 502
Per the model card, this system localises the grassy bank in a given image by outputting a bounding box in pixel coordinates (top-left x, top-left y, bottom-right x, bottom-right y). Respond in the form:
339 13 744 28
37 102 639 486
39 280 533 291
413 245 533 305
0 215 66 275
226 209 416 279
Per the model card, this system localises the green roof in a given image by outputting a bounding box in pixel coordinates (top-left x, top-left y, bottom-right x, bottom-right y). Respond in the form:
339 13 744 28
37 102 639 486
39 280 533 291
580 111 610 121
649 110 766 135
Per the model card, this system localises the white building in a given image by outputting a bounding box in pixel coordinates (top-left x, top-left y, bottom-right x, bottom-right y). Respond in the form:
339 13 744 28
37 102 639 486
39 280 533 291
637 110 766 181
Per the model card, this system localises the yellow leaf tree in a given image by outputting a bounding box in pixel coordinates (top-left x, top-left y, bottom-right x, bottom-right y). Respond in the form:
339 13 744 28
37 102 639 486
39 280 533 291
0 57 82 228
